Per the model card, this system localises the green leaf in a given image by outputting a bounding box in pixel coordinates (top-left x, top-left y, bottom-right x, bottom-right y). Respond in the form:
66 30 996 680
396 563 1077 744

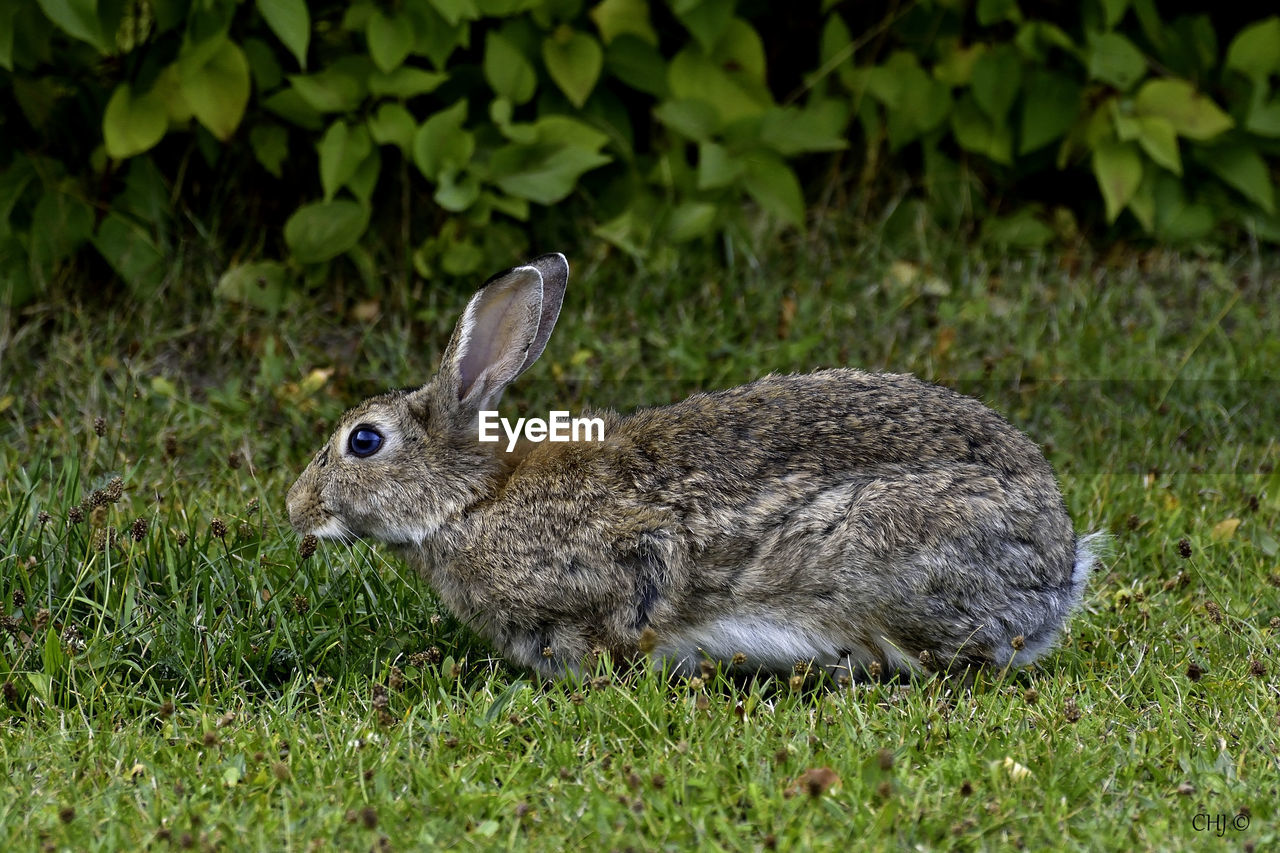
653 99 721 141
971 45 1022 123
0 6 17 71
368 67 448 98
1112 109 1180 174
428 0 481 26
1199 143 1275 214
543 28 603 108
263 89 324 130
484 31 536 105
605 35 668 98
758 102 850 155
976 0 1019 26
347 149 381 203
981 208 1055 249
1225 17 1280 83
367 10 414 73
669 48 770 124
368 103 417 152
667 201 718 241
951 94 1012 164
1092 138 1143 223
36 0 107 51
742 155 804 227
1018 70 1081 154
932 43 985 87
181 39 252 141
243 37 284 90
1087 31 1146 90
31 191 94 272
491 145 611 205
696 142 743 189
1100 0 1130 29
103 84 169 159
284 200 371 263
713 18 766 83
412 100 474 180
1152 172 1214 242
590 0 657 45
288 57 372 113
93 214 165 294
1246 90 1280 137
673 0 734 54
434 170 481 212
216 261 289 312
250 123 289 176
317 121 372 202
256 0 309 69
1133 79 1233 140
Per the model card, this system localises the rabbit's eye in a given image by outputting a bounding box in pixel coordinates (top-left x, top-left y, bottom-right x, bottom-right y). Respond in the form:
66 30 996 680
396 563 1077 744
348 426 384 458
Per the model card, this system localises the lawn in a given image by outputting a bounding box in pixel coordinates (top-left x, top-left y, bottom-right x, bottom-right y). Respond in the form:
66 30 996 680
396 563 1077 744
1 226 1277 851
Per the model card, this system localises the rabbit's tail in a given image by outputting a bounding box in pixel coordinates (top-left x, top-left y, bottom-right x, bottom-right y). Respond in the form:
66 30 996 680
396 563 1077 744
1069 531 1107 607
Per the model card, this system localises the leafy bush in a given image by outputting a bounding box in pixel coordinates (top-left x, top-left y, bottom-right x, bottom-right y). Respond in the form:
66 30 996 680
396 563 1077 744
1 1 1277 305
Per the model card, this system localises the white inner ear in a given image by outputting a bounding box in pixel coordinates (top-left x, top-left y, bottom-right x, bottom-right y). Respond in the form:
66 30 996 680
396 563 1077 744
455 268 542 404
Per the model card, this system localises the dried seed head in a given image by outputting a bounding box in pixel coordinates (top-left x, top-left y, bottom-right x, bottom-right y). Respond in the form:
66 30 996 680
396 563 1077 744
867 661 882 679
1 681 17 704
688 676 704 691
104 477 123 503
93 416 106 436
1271 617 1280 631
131 517 148 542
227 452 242 470
202 731 220 747
272 762 290 781
246 497 259 513
163 433 180 458
59 805 75 823
34 608 49 632
1204 601 1223 624
210 518 228 539
1010 635 1026 651
292 595 310 615
0 616 19 636
68 506 85 524
541 646 554 658
794 767 841 798
731 652 747 666
1249 658 1267 677
694 694 710 711
877 749 895 771
158 700 174 718
388 666 404 691
360 806 378 829
699 659 716 679
918 650 934 669
788 674 804 690
959 779 974 797
12 589 24 609
298 534 318 559
236 522 254 542
371 684 389 710
650 773 666 790
569 692 585 706
1063 697 1082 723
1178 538 1192 558
1023 688 1039 704
37 510 51 525
176 532 189 547
1186 661 1205 682
637 627 658 654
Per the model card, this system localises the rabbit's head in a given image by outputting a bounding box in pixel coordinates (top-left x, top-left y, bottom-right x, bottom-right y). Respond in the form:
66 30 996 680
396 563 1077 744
287 254 569 544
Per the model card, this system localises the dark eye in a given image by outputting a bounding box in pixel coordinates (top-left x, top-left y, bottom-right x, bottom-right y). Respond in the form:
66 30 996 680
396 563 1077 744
348 426 384 458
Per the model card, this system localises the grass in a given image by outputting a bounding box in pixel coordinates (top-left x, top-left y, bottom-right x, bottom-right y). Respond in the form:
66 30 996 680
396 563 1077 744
1 222 1278 851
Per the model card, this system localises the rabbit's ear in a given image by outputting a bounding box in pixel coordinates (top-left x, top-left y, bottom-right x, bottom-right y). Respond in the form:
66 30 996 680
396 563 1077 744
518 253 568 374
435 255 566 411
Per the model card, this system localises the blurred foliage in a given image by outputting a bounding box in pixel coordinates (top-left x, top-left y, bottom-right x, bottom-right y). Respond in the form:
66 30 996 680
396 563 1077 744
0 0 1278 305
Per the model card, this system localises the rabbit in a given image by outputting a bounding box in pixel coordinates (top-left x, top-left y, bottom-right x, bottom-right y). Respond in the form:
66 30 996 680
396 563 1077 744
287 253 1097 681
